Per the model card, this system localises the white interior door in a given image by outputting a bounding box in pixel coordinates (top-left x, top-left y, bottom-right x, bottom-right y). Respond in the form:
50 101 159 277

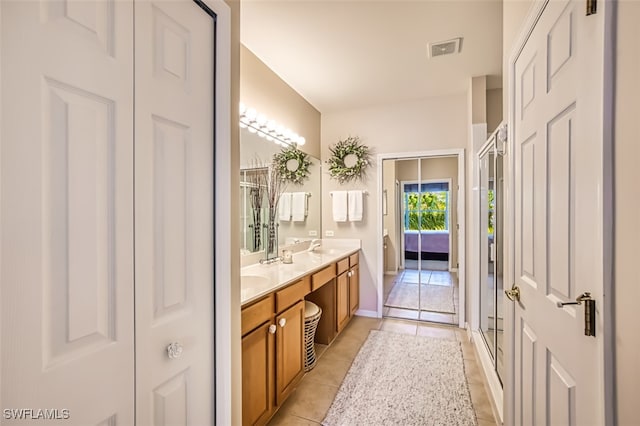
511 0 606 424
0 1 135 424
134 1 215 425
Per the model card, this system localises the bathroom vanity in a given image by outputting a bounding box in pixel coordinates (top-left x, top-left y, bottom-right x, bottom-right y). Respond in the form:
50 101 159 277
240 240 361 426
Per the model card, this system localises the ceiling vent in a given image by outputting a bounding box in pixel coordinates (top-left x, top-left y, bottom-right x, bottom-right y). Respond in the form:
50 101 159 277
428 38 462 58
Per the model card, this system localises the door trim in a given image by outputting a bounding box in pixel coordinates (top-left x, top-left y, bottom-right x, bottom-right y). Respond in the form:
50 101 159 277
376 149 465 328
503 1 616 425
195 0 234 425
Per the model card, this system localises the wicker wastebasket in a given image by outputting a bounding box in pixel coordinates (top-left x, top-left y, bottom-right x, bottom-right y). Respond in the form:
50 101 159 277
303 301 322 372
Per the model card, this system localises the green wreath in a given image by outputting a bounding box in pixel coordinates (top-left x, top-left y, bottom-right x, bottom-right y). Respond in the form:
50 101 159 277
273 145 311 185
326 136 371 183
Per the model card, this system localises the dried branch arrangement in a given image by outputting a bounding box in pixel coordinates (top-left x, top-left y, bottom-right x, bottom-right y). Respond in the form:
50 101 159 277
245 161 268 251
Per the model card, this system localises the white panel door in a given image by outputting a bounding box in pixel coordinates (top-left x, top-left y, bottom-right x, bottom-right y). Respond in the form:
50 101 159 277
134 1 215 425
0 1 135 424
512 0 605 425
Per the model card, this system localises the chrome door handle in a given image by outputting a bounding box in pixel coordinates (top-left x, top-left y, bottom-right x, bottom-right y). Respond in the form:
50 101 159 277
505 285 520 302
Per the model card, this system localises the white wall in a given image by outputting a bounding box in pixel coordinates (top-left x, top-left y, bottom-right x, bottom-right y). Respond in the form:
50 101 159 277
321 94 468 313
240 46 321 158
486 88 503 134
615 1 640 423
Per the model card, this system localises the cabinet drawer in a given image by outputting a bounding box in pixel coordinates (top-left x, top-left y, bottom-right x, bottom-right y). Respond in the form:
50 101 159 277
349 252 359 267
241 295 274 336
276 277 310 313
311 264 336 291
336 258 349 275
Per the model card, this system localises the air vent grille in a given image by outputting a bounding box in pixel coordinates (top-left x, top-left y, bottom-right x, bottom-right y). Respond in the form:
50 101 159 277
428 38 462 58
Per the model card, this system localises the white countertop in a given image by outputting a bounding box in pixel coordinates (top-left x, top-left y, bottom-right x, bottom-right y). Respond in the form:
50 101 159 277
241 239 361 306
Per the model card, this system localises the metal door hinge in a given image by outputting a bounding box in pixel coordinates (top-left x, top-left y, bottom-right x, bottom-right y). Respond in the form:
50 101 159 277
586 0 597 15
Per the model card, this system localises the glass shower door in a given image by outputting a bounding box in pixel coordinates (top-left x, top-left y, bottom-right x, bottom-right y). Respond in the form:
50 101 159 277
479 138 504 383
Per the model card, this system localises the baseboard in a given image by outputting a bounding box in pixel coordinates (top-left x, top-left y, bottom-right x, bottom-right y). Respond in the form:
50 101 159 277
471 330 504 424
355 309 379 318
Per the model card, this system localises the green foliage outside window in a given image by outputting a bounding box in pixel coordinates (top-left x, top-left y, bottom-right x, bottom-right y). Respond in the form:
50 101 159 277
405 191 448 230
488 190 495 235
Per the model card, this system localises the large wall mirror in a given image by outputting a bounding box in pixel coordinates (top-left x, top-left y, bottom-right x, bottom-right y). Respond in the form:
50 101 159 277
239 127 322 254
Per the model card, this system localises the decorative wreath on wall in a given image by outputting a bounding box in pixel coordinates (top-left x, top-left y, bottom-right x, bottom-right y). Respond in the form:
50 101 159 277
273 145 312 185
326 136 372 184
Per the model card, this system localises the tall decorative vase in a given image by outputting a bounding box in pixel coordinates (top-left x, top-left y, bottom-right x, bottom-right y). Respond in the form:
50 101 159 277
252 207 262 251
263 206 279 261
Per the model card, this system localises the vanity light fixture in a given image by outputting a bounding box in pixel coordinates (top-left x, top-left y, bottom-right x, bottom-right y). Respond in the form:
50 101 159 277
239 103 306 146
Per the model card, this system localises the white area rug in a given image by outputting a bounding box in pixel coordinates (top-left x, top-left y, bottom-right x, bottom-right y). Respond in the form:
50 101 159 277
385 283 455 313
322 330 477 426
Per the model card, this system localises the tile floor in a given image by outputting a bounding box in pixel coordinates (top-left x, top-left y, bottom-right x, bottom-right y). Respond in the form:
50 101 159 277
267 316 500 426
383 269 459 325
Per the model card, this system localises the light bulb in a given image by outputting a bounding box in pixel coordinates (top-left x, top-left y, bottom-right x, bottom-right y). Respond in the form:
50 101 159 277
239 102 246 115
297 136 306 146
248 126 257 133
256 114 267 126
246 108 257 121
267 120 277 132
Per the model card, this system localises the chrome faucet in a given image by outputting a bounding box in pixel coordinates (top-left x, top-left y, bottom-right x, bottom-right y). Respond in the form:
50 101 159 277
307 239 322 252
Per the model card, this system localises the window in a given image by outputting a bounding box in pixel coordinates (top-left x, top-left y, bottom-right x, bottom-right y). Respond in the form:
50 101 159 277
403 182 449 231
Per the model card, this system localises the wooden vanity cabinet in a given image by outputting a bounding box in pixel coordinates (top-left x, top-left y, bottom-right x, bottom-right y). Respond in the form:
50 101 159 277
241 252 360 425
337 253 360 332
241 278 309 426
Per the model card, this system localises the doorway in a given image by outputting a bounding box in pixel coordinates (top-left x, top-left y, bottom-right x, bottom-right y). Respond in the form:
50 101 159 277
377 150 465 328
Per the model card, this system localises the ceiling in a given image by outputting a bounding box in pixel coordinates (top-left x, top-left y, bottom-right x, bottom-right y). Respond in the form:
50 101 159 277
241 1 504 114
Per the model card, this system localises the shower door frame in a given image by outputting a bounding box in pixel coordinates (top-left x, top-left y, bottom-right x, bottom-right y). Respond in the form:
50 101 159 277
376 148 466 329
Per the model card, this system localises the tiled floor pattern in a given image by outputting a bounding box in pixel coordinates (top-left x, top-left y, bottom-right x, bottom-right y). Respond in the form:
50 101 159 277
268 316 500 426
383 269 459 325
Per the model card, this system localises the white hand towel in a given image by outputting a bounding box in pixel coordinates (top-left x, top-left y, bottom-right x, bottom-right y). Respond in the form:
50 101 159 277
332 191 348 222
278 192 292 221
291 192 307 222
348 190 363 222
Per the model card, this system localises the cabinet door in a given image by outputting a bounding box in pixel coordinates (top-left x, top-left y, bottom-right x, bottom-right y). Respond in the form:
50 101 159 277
336 271 350 332
242 322 275 426
349 266 360 316
276 300 305 405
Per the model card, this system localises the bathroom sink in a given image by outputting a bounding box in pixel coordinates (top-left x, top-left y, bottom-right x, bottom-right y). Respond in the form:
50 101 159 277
306 248 340 256
241 274 272 289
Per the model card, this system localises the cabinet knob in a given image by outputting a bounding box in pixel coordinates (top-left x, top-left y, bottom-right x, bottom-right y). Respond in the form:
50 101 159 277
268 324 276 334
279 318 286 328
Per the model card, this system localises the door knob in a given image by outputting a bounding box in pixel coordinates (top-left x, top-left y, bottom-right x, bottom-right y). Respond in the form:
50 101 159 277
505 285 520 302
279 318 286 328
166 342 183 360
268 324 276 334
